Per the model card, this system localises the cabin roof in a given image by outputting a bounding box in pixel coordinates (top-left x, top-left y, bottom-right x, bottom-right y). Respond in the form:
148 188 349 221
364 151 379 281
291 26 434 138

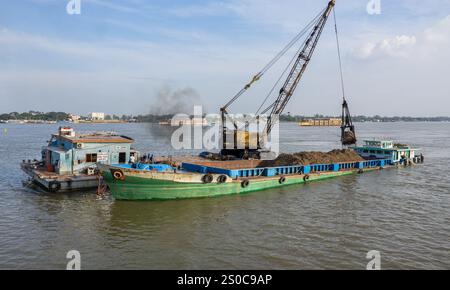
355 146 420 151
54 133 134 144
46 146 68 153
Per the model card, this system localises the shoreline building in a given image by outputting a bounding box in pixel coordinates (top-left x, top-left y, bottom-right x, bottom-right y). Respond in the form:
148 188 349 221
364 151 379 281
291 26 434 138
299 118 342 127
90 112 105 121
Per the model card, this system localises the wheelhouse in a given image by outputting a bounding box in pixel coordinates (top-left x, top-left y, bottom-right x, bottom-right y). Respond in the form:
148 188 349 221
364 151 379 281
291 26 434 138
354 140 421 164
43 127 137 175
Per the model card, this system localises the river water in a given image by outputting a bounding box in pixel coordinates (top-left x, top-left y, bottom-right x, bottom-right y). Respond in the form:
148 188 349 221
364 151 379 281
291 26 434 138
0 122 448 269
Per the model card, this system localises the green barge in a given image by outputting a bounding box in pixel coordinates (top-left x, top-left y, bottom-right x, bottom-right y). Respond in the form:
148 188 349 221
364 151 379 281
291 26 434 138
100 164 367 200
99 140 423 201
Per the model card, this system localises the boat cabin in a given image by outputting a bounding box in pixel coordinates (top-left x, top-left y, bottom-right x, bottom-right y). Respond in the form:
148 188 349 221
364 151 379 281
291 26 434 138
354 140 421 163
43 127 137 175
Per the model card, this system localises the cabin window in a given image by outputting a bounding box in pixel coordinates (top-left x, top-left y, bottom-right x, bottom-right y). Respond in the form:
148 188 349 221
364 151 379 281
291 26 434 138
363 150 369 153
86 153 97 163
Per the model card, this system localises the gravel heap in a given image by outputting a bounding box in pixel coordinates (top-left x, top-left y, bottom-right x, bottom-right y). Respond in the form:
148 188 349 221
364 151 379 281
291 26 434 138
260 149 365 167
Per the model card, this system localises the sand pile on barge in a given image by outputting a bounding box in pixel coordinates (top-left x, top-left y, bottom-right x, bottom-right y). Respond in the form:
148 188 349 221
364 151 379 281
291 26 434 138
260 149 364 167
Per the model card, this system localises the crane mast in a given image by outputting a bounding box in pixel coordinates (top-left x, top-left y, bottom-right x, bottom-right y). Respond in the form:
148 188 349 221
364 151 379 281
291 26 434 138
264 0 335 137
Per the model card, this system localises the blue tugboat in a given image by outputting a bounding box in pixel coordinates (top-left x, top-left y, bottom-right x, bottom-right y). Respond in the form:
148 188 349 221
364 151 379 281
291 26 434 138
21 127 139 192
354 140 424 165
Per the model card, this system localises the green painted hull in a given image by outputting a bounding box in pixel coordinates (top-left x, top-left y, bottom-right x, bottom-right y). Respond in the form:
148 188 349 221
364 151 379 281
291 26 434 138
101 167 364 200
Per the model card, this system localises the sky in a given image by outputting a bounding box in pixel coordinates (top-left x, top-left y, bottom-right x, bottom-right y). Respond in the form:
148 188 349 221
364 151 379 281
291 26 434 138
0 0 449 116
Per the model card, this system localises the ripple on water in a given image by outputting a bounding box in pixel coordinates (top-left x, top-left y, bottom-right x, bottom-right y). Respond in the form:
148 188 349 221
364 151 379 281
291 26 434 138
0 122 449 269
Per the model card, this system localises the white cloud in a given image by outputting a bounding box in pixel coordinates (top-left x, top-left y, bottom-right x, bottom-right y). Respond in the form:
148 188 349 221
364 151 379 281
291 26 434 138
423 15 450 46
353 14 450 60
355 35 417 59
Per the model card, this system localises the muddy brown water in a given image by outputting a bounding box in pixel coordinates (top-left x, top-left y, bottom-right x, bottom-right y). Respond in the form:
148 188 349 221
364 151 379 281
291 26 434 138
0 122 449 269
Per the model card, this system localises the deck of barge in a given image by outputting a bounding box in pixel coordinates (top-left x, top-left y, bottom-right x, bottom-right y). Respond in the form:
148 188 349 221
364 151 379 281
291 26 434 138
181 158 393 179
21 162 100 192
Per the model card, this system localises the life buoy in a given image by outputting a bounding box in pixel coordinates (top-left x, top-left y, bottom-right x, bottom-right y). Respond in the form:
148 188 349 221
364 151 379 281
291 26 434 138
279 176 286 184
48 181 61 193
217 175 227 184
303 175 310 182
202 174 213 184
112 169 125 181
241 179 250 188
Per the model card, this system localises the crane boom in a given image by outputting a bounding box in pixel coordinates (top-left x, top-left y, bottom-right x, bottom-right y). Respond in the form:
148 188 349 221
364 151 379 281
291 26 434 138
220 0 337 159
264 0 335 136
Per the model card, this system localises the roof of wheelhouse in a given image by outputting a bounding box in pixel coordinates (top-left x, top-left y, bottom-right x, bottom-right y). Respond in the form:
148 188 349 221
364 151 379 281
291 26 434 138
53 132 134 144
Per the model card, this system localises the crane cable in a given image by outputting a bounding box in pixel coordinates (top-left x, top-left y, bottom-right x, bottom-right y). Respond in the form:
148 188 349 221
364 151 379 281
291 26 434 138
262 8 347 119
334 7 357 147
256 29 311 115
259 7 326 76
333 8 346 102
256 9 325 115
261 7 347 118
223 7 327 110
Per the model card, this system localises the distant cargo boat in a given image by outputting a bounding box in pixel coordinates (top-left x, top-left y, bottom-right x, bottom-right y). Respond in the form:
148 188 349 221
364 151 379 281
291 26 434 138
21 127 139 192
300 118 342 127
159 118 209 126
99 140 423 201
75 120 128 124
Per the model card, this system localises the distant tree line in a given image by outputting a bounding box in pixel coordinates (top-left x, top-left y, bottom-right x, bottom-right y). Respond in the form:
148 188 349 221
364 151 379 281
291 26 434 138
351 115 450 122
279 114 450 123
0 111 69 121
1 111 449 123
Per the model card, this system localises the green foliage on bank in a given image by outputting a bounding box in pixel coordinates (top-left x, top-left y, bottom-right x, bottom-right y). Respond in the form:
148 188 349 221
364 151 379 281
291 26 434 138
0 111 70 121
1 111 449 123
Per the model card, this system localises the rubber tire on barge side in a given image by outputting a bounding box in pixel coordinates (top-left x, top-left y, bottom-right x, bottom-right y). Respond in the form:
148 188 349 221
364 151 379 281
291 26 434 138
217 175 227 184
48 181 61 193
202 174 214 184
241 179 250 188
111 169 126 181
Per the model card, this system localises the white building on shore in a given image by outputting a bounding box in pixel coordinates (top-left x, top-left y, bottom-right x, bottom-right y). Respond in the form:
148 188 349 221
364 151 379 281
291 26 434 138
90 112 105 121
69 114 81 123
